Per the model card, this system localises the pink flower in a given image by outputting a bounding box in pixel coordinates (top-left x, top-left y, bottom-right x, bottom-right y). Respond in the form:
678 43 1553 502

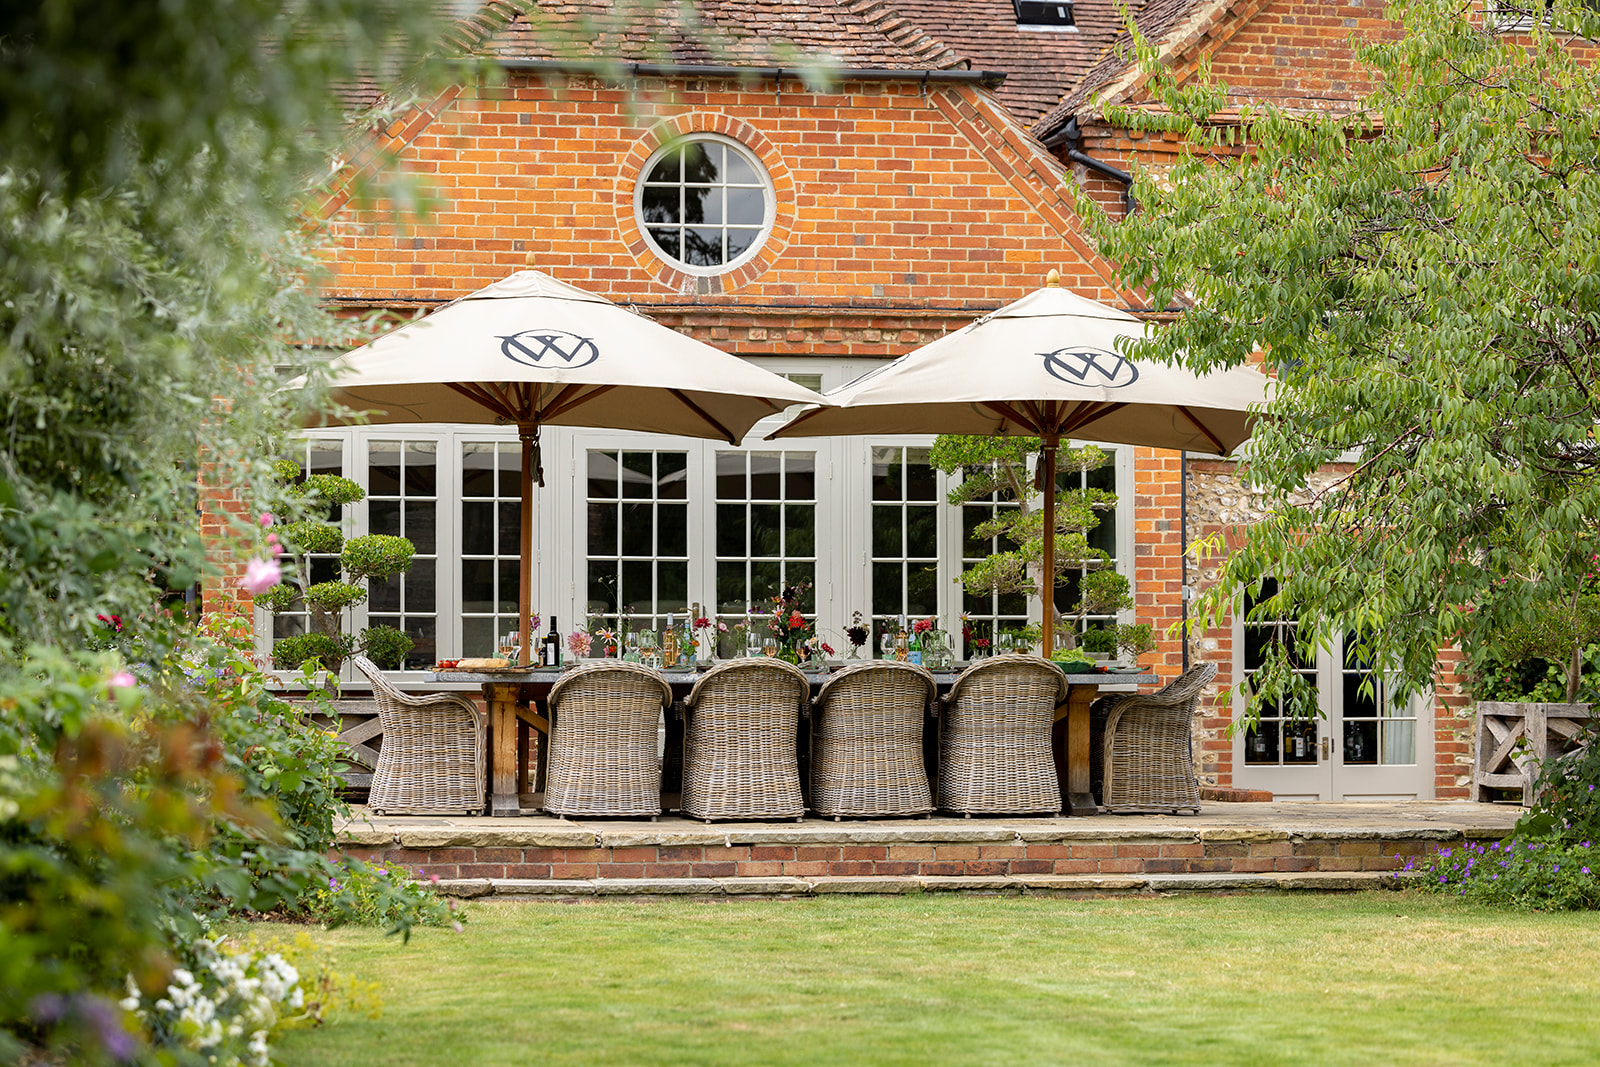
108 671 136 689
912 618 933 635
239 557 282 594
260 512 275 527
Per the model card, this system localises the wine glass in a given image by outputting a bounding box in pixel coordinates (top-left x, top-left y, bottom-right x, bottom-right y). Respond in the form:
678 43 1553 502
762 634 778 658
879 630 895 660
634 629 659 669
745 627 763 658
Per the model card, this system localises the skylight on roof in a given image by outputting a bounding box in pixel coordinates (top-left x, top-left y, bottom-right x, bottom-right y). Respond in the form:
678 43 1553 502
1013 0 1076 29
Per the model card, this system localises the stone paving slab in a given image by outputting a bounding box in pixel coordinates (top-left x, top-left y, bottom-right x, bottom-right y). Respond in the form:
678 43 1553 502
339 801 1522 849
437 869 1417 900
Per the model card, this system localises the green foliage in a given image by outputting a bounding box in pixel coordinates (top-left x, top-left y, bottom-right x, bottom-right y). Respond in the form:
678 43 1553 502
1080 628 1119 654
303 860 460 932
0 650 233 1055
304 581 368 614
1116 623 1156 660
1517 717 1600 847
1412 838 1600 910
1077 0 1600 720
340 534 416 584
929 436 1128 644
298 474 365 509
253 583 300 615
270 632 354 673
284 520 344 556
359 626 415 671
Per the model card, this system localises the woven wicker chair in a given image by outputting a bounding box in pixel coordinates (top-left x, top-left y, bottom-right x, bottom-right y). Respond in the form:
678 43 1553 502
809 661 936 819
1093 661 1217 814
352 656 486 816
545 661 673 819
681 658 810 821
936 653 1068 817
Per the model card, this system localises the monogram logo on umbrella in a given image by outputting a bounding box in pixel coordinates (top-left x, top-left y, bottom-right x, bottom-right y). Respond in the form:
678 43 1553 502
498 329 600 369
1040 346 1139 387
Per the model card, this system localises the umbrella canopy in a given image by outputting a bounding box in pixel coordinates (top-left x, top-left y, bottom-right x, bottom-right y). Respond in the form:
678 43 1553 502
314 268 827 662
768 272 1270 651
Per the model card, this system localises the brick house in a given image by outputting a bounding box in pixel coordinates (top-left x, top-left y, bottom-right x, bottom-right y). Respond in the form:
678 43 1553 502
225 0 1496 806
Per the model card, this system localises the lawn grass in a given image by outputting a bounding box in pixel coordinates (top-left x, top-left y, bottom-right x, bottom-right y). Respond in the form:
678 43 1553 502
266 892 1600 1066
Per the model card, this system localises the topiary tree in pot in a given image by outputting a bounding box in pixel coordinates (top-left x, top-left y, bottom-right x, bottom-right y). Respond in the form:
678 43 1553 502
256 460 416 673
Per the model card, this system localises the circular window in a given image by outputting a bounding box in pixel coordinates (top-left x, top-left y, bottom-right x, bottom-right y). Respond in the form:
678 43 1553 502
635 135 774 275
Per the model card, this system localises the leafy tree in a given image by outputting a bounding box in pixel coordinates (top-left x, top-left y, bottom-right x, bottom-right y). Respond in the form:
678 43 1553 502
1077 0 1600 710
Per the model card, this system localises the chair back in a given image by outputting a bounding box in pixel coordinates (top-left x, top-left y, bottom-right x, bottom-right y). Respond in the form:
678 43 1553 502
809 661 936 818
681 658 810 821
942 653 1067 712
545 661 672 818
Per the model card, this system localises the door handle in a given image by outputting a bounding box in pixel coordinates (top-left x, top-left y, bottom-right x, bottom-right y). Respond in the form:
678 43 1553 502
1320 737 1331 761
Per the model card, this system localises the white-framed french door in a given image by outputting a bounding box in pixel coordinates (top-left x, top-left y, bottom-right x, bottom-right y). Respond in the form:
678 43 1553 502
1232 580 1434 800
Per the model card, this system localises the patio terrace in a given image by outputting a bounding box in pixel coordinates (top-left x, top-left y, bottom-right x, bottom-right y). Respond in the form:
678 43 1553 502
335 800 1523 900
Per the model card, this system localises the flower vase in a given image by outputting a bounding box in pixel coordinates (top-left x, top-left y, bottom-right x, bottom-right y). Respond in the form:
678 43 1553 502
696 635 713 666
846 643 863 660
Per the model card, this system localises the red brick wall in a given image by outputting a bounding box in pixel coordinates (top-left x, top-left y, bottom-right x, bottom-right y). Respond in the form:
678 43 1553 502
316 73 1134 323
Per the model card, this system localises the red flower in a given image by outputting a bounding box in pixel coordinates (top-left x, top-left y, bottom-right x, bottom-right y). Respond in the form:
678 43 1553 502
788 611 805 629
912 618 933 635
821 642 836 656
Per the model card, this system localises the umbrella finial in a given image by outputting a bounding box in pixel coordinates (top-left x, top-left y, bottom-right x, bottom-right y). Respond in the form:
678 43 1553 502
1045 269 1060 288
525 249 539 267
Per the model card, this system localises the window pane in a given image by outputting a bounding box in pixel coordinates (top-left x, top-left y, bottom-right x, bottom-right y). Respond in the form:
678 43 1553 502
621 503 654 556
497 560 518 614
368 444 400 494
785 455 815 500
647 228 681 261
658 452 688 500
461 443 496 497
872 506 902 557
497 443 521 497
461 560 494 614
641 183 679 223
497 502 520 556
588 502 617 556
685 228 721 266
727 187 763 226
658 504 688 557
716 453 745 500
716 504 744 556
370 499 401 537
750 452 782 500
589 451 619 499
462 501 493 555
622 453 653 499
403 442 436 495
750 504 782 556
404 501 435 554
785 504 815 557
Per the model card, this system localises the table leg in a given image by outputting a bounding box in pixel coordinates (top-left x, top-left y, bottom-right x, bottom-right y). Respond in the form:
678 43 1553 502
487 683 523 816
1065 686 1096 816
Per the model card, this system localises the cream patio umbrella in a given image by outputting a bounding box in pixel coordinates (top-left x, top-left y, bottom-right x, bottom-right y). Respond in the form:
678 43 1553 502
769 271 1270 654
313 268 826 662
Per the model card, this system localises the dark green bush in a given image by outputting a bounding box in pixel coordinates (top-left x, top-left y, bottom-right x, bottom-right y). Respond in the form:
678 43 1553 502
341 534 415 583
253 583 299 614
270 631 353 672
304 580 366 613
282 519 343 555
1080 628 1118 654
359 625 415 670
298 473 364 507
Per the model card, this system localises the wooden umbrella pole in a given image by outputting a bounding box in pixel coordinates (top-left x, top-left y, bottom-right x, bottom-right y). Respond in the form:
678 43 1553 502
1041 432 1059 657
518 424 538 666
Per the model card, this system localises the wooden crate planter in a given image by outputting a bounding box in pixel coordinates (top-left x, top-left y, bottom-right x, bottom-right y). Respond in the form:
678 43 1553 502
1473 701 1592 805
303 698 382 800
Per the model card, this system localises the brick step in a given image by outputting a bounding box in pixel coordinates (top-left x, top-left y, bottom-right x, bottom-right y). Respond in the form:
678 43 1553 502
438 870 1415 900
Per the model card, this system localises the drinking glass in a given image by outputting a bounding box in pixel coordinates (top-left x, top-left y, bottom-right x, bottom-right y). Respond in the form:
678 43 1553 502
745 628 764 658
879 631 895 660
762 635 778 658
634 630 660 669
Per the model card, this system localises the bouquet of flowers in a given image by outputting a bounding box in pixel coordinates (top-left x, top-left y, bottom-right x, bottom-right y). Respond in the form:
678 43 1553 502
766 582 815 661
844 611 870 658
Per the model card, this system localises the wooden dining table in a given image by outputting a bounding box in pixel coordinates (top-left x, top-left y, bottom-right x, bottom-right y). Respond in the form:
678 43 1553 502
426 663 1154 817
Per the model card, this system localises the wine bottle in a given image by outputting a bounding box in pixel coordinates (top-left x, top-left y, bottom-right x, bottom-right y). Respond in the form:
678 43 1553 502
664 613 679 668
894 615 909 662
542 615 560 668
